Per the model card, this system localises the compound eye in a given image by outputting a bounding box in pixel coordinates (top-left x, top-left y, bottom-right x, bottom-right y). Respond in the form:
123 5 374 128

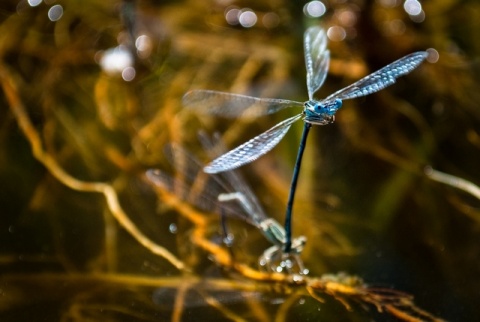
335 99 343 109
314 103 323 113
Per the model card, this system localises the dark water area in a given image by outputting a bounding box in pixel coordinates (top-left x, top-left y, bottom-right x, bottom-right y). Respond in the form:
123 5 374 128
1 0 479 321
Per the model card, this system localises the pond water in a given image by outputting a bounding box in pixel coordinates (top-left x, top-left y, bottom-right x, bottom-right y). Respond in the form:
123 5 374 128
1 0 479 321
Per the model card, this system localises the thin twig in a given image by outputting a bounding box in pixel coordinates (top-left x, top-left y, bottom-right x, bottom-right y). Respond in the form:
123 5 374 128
425 166 480 200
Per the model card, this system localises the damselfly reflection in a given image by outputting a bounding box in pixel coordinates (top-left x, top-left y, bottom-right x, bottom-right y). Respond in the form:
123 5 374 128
146 134 308 274
183 26 427 252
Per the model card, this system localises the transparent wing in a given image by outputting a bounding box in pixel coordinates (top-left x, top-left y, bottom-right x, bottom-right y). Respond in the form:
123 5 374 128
146 147 262 225
146 169 173 191
304 26 330 100
204 114 303 174
324 51 428 102
146 168 225 216
182 90 303 118
198 132 268 223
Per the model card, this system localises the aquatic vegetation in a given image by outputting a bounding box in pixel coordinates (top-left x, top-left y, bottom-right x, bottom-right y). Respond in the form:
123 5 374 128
1 0 479 321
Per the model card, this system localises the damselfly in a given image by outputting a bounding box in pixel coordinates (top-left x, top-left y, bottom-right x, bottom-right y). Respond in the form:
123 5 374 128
183 26 428 252
146 133 308 274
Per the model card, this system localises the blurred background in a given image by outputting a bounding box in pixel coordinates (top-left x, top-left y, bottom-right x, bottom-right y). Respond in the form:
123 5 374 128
1 0 479 321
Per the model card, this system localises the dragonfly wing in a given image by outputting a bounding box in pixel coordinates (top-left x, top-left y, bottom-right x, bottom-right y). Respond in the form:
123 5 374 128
325 51 428 102
204 114 303 174
183 90 303 118
304 26 330 100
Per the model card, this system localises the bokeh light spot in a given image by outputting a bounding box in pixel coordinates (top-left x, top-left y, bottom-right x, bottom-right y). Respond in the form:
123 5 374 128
28 0 42 7
327 26 346 41
135 34 153 58
47 4 63 21
169 223 178 234
303 1 326 18
99 46 133 75
262 12 280 29
426 48 439 63
337 9 357 27
225 7 240 25
239 10 257 28
122 66 136 81
404 0 422 16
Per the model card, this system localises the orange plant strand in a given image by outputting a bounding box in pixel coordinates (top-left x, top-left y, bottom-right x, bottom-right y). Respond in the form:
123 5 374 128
153 182 297 284
172 281 190 322
0 65 186 272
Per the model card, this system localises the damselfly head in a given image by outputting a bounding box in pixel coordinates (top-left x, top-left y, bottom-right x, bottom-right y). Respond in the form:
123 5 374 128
306 99 342 115
304 99 342 125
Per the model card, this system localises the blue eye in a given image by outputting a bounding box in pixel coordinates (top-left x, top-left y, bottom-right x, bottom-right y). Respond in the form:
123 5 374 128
328 99 342 114
312 99 342 115
335 99 342 108
313 103 323 113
